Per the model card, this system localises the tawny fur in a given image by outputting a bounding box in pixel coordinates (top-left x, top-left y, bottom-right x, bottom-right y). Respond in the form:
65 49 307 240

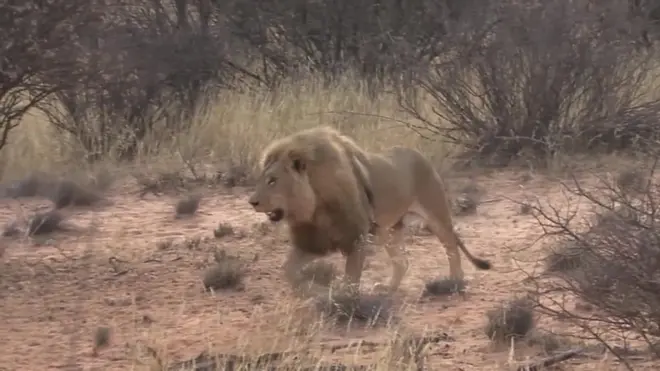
248 126 491 296
248 127 375 295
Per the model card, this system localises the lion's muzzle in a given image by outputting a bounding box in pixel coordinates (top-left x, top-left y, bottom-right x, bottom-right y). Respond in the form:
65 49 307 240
248 195 285 222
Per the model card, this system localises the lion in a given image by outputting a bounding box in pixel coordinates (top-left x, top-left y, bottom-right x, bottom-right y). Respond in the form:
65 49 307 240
248 126 491 296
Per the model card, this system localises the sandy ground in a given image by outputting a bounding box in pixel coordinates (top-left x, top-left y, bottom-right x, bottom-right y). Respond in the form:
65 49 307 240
0 169 656 371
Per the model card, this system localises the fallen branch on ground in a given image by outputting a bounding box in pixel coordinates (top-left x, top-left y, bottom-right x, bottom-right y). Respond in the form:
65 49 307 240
515 348 584 371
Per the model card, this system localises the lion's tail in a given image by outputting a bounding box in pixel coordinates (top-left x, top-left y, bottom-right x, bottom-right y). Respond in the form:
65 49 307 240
455 233 492 270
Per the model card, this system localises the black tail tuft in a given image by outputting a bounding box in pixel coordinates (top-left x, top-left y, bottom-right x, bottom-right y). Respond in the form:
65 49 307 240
473 258 492 270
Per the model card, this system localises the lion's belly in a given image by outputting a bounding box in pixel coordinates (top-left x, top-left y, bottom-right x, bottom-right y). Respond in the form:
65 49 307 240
368 164 416 227
368 147 434 228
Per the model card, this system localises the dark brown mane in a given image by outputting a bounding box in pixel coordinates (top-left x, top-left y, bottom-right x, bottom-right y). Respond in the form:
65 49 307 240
289 199 370 257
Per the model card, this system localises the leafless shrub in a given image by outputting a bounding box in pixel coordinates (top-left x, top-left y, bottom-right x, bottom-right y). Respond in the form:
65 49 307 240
37 0 245 161
528 155 660 367
224 0 483 89
398 0 660 165
0 1 100 152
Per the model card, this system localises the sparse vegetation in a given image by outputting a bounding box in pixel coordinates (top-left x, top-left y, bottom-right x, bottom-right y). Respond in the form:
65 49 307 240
213 222 235 239
92 326 111 355
526 154 660 368
615 167 647 194
314 292 395 327
454 194 478 216
49 179 103 209
519 202 532 215
422 277 466 297
2 219 21 237
543 243 590 274
26 210 65 236
202 249 246 291
299 261 338 288
484 297 535 343
174 193 201 218
3 0 660 369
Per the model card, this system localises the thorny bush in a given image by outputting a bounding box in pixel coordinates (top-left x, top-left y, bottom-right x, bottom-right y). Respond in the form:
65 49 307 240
528 153 660 367
398 0 660 165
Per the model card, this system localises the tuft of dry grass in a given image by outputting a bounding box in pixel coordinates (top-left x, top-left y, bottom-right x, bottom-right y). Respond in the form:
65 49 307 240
174 193 201 217
314 292 396 326
0 77 451 186
454 193 478 216
544 243 588 273
422 277 466 297
0 172 51 198
202 249 246 291
213 222 235 238
485 297 535 343
615 167 646 194
2 218 22 237
49 179 103 209
299 261 338 287
92 326 111 355
519 201 532 215
453 181 483 216
27 210 66 236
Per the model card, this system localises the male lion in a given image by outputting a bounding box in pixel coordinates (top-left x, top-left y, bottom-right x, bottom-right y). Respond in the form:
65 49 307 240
248 126 491 296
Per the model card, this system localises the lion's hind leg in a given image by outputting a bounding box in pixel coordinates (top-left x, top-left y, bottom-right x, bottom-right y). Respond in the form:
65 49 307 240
411 197 466 281
415 178 492 280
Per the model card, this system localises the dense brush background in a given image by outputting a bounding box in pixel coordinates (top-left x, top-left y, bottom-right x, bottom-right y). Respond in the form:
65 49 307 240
4 0 660 179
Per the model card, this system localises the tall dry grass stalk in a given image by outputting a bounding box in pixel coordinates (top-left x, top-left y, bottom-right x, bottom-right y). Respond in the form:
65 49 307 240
0 77 452 182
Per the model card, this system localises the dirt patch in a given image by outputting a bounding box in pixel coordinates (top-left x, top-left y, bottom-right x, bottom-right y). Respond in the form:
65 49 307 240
0 171 656 370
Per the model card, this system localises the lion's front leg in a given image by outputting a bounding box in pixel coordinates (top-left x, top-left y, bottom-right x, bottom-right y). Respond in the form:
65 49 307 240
282 248 321 297
341 246 366 297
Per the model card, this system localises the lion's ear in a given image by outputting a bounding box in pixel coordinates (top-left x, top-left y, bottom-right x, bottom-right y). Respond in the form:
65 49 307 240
289 152 306 173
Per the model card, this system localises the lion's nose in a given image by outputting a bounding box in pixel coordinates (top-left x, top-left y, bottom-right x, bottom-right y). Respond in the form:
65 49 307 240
248 199 259 207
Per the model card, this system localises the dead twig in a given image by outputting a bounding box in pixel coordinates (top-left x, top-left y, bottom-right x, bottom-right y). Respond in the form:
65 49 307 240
515 348 585 371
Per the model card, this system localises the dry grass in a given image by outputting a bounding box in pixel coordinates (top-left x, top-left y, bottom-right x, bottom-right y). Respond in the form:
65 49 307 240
484 297 535 344
174 193 202 218
2 75 660 371
0 78 450 184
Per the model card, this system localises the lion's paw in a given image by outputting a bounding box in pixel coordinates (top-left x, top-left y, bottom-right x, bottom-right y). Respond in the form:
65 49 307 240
371 282 392 295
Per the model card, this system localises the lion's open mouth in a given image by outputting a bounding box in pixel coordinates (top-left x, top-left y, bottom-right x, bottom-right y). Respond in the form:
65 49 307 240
267 208 284 222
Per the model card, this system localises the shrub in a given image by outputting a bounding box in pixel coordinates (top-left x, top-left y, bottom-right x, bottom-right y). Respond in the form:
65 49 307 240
398 0 660 165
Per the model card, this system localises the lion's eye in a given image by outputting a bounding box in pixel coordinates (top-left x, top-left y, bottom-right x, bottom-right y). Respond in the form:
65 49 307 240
267 177 276 186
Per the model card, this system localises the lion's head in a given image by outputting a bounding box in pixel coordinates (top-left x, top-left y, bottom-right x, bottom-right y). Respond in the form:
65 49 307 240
248 145 317 224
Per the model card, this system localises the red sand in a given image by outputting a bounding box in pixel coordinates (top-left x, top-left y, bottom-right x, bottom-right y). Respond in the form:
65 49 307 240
0 170 655 370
